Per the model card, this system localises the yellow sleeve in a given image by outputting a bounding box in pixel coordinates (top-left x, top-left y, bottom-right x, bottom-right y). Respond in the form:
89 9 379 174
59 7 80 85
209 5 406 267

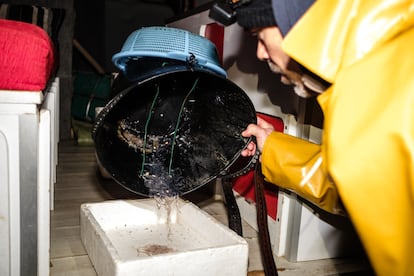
261 131 343 215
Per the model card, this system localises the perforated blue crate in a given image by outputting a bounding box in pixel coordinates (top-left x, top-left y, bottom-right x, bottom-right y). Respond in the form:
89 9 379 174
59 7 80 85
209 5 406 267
112 26 227 77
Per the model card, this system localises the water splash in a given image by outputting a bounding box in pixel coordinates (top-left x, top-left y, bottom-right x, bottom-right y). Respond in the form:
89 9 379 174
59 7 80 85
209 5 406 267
154 193 179 241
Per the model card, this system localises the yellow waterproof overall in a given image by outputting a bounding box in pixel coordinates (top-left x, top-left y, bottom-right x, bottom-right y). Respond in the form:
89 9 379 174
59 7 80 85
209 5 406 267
261 1 414 275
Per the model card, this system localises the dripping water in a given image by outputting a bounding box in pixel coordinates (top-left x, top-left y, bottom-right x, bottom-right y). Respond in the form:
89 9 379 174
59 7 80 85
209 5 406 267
154 192 179 241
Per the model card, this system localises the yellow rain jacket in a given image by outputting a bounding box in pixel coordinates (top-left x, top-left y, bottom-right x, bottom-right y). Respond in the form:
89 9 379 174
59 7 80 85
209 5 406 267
261 0 414 275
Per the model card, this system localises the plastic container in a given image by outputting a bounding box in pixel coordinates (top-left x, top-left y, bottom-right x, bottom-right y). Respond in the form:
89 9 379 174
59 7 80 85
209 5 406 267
112 26 227 77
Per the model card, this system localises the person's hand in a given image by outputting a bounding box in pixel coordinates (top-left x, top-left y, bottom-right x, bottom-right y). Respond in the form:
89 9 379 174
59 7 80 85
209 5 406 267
241 116 275 157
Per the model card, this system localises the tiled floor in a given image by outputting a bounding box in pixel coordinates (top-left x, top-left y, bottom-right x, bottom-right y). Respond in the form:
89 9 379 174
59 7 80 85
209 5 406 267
50 141 374 275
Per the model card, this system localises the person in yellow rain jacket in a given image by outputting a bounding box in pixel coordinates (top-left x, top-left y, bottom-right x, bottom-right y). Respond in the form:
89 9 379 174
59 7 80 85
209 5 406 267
224 0 414 275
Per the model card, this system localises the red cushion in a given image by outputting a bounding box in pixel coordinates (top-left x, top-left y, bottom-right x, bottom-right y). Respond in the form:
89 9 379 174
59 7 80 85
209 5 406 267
0 19 56 91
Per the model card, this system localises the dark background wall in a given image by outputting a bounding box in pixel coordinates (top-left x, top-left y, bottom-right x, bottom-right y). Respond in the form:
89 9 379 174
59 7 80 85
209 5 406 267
73 0 211 73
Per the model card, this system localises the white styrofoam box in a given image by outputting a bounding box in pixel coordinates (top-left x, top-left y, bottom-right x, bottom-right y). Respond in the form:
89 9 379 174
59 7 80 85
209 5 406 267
80 198 248 276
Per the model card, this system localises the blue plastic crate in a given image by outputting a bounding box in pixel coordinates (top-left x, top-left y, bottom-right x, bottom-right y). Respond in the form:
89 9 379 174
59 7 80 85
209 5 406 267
112 26 227 77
